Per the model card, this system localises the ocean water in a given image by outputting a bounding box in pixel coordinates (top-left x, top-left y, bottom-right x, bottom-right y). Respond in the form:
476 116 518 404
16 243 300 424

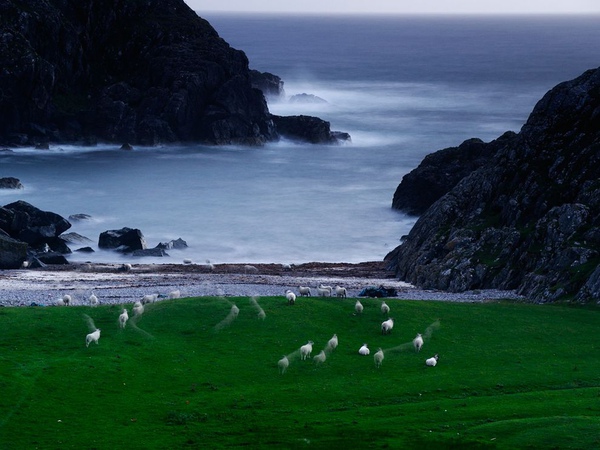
1 14 599 265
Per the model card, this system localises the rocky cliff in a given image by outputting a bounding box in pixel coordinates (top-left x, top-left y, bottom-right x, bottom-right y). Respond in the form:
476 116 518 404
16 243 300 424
386 67 600 303
0 0 344 146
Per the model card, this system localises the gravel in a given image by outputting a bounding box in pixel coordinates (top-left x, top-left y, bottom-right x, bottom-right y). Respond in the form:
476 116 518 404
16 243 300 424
0 262 524 307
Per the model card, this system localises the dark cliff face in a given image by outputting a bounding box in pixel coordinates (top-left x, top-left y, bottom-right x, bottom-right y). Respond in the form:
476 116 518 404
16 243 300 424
0 0 276 145
386 67 600 303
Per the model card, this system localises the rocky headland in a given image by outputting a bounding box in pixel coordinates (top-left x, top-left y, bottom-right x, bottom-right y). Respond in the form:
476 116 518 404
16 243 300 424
0 0 347 146
386 67 600 303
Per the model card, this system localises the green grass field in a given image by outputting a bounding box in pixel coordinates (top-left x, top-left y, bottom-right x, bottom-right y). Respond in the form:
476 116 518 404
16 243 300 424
1 296 599 449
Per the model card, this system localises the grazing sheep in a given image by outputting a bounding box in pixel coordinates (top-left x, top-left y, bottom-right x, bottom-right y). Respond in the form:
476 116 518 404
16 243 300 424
298 286 312 297
231 304 240 317
358 343 370 355
183 258 193 265
244 265 258 274
285 290 296 305
168 290 181 299
355 300 364 314
300 341 314 360
313 350 327 364
317 285 332 297
278 355 289 374
142 294 158 304
257 309 266 320
204 259 215 270
327 334 338 351
381 318 394 334
413 333 424 352
374 348 384 368
119 308 129 329
132 301 144 317
425 354 439 367
89 293 98 307
381 301 390 315
62 294 71 306
85 329 101 347
335 286 347 298
118 263 132 272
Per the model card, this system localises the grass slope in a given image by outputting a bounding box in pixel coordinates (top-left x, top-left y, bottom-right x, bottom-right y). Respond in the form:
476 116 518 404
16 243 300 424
0 296 599 449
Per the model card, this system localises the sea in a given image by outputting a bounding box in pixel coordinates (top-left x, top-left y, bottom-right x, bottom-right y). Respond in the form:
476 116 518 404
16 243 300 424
1 14 599 265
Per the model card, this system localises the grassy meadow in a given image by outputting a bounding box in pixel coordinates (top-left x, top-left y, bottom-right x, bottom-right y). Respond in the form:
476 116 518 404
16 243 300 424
0 295 599 449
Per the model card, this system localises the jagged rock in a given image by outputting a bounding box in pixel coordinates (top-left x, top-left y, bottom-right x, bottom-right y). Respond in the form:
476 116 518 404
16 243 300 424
60 232 93 244
250 70 285 100
289 93 328 104
271 115 351 144
0 177 23 189
98 227 147 253
132 248 169 257
156 238 188 250
386 67 600 303
0 233 27 269
35 251 69 265
75 246 95 253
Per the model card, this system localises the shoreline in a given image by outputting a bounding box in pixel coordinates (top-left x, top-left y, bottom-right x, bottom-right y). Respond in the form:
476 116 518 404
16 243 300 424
0 261 524 306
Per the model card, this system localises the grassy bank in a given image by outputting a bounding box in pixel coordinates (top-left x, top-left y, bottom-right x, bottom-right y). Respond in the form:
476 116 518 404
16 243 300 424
0 296 598 449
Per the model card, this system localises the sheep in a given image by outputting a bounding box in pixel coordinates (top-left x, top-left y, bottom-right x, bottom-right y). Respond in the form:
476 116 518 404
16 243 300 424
313 350 327 364
168 289 181 299
119 308 129 329
285 290 296 305
85 329 101 347
425 354 439 367
317 285 332 297
204 259 215 270
231 304 240 318
244 264 258 274
327 334 338 351
335 286 347 298
300 341 314 360
381 318 394 334
118 263 132 272
373 348 384 368
89 292 99 307
183 258 193 265
142 294 158 304
62 294 71 306
298 286 312 297
413 333 424 352
132 301 144 317
278 355 289 374
381 301 390 315
355 300 364 315
257 309 266 320
358 343 370 355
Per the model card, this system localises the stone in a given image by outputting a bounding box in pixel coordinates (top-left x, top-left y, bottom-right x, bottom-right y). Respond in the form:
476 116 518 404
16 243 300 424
0 233 27 269
98 227 147 253
0 177 24 189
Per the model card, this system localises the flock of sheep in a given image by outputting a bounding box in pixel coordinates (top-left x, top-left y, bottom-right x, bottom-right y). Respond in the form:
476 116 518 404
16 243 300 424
278 284 441 373
58 282 440 372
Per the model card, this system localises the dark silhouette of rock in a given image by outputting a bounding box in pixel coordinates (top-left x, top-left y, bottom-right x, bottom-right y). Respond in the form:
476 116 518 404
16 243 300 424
156 238 188 250
132 248 169 257
35 251 69 265
75 246 95 253
0 233 27 269
272 115 351 144
98 227 147 253
386 67 600 303
67 214 92 222
289 93 328 104
250 70 285 100
0 177 23 189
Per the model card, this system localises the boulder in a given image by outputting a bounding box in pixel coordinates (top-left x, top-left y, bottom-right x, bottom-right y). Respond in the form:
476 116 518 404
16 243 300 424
68 213 92 222
0 233 27 269
98 227 147 253
289 93 328 104
35 251 69 265
272 115 351 144
250 70 285 100
156 238 188 250
0 177 23 189
132 248 169 257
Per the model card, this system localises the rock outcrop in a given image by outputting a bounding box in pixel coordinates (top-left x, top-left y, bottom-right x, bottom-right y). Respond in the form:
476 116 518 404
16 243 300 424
0 0 348 146
0 177 23 189
250 70 285 101
386 67 600 303
98 227 147 253
272 115 351 144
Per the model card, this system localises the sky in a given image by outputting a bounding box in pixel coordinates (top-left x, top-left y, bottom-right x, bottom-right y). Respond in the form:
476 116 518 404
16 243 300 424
185 0 600 15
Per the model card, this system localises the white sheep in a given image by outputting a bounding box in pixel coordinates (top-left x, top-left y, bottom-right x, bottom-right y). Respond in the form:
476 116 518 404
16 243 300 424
62 294 71 306
89 293 98 307
142 294 158 304
317 285 332 297
204 259 215 270
298 286 312 297
244 265 258 274
257 309 266 320
132 301 144 316
85 328 101 347
285 290 296 305
425 354 439 367
300 341 314 360
278 355 289 374
381 318 394 334
381 301 390 315
355 300 364 314
168 289 181 299
327 334 338 351
413 333 424 352
231 304 240 317
358 343 370 355
183 258 193 265
119 263 132 272
119 308 129 329
335 286 347 298
313 350 327 364
374 348 384 368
